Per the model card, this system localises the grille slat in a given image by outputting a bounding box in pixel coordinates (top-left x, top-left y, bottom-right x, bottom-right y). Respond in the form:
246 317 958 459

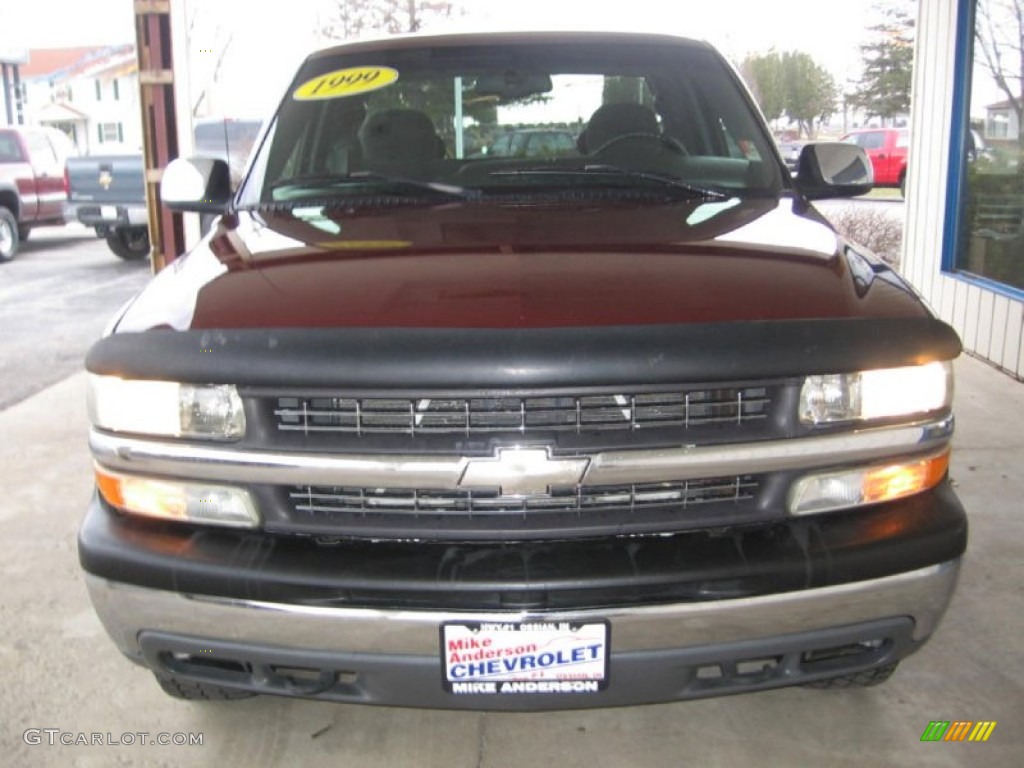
273 387 771 436
288 476 757 518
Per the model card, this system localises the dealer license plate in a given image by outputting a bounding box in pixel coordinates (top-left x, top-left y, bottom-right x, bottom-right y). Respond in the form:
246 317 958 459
442 620 609 695
100 205 118 221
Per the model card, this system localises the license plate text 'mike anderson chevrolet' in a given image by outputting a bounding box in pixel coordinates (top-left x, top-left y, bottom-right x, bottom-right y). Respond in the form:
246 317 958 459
78 30 967 710
443 622 609 695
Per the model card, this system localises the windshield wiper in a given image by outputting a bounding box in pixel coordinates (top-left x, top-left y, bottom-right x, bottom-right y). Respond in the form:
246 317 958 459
269 171 481 200
489 165 729 200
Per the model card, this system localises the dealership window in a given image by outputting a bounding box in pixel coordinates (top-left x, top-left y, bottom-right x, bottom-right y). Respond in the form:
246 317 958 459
951 0 1024 293
95 79 102 101
113 79 119 100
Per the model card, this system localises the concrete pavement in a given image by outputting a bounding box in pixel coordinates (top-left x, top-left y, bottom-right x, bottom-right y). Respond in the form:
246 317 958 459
0 224 150 411
0 356 1021 767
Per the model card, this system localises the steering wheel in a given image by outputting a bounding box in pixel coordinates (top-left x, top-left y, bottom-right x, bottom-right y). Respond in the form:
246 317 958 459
592 132 688 157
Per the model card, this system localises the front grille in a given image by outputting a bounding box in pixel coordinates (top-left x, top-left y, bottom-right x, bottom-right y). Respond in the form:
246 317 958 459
288 475 757 518
272 386 770 437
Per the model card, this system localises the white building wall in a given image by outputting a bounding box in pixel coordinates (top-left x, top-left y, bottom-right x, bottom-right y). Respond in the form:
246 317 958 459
903 0 1024 380
86 73 142 150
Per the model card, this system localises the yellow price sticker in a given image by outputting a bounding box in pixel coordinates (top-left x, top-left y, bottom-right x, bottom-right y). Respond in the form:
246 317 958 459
293 66 399 101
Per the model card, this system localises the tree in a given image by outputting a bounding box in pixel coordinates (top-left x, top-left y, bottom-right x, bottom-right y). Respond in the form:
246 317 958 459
741 51 836 137
740 52 785 124
850 1 915 121
781 52 839 138
975 0 1024 148
323 0 458 39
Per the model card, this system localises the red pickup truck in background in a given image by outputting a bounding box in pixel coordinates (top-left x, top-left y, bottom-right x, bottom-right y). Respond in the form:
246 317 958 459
0 126 77 262
841 127 909 196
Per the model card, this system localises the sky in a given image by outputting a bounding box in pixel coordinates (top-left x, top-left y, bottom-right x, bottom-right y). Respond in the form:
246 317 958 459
0 0 937 118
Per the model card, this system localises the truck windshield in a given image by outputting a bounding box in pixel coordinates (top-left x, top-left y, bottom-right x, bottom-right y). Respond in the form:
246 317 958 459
239 38 784 206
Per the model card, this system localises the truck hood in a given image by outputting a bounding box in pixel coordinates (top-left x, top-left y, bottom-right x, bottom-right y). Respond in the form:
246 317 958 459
115 196 928 332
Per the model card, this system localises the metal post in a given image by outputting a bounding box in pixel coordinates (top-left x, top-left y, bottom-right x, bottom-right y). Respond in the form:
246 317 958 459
134 0 183 271
454 76 464 159
11 64 22 125
1 64 11 125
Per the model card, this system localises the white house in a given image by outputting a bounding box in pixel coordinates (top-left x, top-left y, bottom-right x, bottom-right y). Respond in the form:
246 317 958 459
19 44 142 153
982 98 1019 142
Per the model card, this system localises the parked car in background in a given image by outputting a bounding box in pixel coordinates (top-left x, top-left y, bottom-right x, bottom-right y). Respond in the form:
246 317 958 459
63 119 264 259
967 129 994 164
841 127 909 196
0 125 77 261
486 128 578 159
775 139 805 174
66 144 150 260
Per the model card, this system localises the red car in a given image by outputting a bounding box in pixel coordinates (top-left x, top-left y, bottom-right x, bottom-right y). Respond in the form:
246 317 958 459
841 128 909 195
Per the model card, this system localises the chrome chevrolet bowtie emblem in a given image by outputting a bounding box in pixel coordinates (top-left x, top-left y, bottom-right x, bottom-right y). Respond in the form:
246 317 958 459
459 448 590 496
98 170 113 190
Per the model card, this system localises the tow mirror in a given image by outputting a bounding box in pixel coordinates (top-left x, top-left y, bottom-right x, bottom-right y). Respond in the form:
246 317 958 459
161 157 232 214
795 143 873 200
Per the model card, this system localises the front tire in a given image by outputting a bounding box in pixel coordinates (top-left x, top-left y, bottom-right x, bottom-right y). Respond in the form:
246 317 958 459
803 661 899 689
0 207 19 262
106 227 150 260
154 674 254 701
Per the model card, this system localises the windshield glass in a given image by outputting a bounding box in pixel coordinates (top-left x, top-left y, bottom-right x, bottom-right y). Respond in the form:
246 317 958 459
239 36 784 206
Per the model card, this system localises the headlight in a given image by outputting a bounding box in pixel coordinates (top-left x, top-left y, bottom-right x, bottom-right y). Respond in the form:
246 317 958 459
87 375 245 440
788 449 950 515
95 466 259 528
799 362 952 424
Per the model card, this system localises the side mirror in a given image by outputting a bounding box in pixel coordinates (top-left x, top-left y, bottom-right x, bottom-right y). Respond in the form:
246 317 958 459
795 143 873 200
161 157 232 213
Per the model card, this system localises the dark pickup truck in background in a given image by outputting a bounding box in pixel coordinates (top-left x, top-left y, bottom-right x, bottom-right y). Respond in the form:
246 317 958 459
66 149 151 260
64 118 262 259
0 125 77 262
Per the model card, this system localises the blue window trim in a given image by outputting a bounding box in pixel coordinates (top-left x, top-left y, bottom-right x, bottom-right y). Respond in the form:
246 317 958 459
943 0 1024 303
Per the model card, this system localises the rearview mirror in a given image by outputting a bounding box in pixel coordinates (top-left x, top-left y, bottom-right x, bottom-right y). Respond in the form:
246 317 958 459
471 72 553 102
795 143 873 200
161 157 232 214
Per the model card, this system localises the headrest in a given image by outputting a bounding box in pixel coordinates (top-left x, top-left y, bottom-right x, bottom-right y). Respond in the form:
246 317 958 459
578 103 660 154
358 109 445 166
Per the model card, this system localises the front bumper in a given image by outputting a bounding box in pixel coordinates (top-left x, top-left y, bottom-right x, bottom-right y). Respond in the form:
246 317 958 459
80 482 966 709
86 562 958 710
68 202 148 231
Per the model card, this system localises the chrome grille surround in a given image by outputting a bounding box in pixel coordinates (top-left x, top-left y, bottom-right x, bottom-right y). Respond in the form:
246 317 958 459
89 415 955 538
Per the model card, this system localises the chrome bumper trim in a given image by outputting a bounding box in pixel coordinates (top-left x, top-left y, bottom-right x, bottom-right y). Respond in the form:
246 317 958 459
86 560 960 658
89 416 953 491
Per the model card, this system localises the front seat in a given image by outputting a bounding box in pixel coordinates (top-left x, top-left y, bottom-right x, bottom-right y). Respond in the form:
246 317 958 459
358 109 446 172
577 103 661 155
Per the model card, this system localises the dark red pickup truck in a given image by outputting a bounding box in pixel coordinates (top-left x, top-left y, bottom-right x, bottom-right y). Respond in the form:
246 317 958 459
0 126 76 261
79 32 966 710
